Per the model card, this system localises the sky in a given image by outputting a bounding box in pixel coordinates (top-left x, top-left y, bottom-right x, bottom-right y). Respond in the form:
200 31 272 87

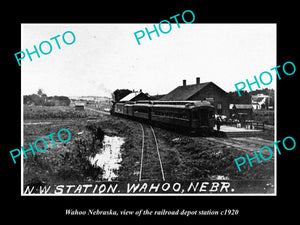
21 23 276 97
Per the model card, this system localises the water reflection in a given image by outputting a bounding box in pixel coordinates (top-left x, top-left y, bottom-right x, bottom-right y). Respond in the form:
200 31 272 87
89 135 125 181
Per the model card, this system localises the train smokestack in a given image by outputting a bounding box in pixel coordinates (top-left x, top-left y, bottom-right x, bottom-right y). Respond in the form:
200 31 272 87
183 79 186 86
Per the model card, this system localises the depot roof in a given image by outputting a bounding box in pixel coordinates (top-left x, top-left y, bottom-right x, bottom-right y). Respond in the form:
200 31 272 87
229 104 253 109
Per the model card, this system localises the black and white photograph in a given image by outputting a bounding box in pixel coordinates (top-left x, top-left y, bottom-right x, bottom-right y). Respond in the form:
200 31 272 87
21 23 276 195
4 5 298 224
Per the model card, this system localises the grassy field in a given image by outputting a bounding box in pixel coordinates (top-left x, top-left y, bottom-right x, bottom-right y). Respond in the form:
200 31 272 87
23 105 104 185
24 105 101 120
23 105 275 193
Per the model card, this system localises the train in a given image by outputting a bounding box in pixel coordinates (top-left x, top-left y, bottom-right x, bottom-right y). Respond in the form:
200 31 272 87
111 100 215 134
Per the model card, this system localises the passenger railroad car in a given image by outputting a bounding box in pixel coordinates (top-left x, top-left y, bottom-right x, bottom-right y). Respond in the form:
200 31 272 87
111 100 215 133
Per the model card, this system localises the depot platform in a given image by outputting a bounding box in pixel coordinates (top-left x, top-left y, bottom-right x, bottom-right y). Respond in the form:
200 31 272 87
214 125 264 138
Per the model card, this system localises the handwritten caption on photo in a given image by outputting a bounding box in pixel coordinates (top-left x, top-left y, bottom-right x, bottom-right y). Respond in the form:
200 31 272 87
24 181 233 194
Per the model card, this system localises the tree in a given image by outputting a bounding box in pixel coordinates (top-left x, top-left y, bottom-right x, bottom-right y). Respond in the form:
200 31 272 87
112 89 132 102
57 96 71 106
29 94 44 105
23 92 70 106
228 90 251 104
37 89 44 96
36 89 47 105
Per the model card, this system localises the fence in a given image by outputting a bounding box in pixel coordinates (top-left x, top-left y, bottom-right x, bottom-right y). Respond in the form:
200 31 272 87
253 110 274 125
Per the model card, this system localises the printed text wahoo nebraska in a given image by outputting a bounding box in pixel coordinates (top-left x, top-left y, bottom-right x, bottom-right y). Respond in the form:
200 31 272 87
24 181 231 194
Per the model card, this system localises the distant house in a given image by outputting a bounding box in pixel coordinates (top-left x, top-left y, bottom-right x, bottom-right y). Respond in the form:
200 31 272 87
251 94 271 110
119 91 150 102
74 102 85 111
252 102 260 110
159 77 230 117
229 104 253 120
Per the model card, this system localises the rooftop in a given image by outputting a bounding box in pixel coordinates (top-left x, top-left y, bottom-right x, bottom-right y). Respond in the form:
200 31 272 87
159 82 212 101
229 104 253 109
120 92 144 102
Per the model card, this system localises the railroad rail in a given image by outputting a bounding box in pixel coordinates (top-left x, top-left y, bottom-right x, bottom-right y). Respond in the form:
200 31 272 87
138 123 165 181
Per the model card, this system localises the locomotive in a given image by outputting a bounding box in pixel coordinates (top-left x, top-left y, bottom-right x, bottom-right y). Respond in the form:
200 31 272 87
111 100 215 133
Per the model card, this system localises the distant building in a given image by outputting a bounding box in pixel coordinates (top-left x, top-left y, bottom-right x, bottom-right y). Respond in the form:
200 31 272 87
229 104 253 120
74 102 85 111
119 91 150 102
251 94 272 110
159 77 230 117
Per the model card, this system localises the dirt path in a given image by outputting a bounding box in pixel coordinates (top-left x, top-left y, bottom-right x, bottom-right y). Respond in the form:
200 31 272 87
204 136 273 156
85 107 110 115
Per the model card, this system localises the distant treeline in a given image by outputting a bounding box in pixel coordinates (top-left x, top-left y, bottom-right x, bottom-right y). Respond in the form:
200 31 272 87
24 91 70 106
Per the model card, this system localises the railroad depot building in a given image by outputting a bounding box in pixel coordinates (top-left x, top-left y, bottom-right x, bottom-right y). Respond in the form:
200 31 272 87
74 102 85 111
229 104 253 120
159 77 230 117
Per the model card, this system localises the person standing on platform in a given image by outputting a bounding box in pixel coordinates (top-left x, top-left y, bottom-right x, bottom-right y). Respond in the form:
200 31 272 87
216 115 222 131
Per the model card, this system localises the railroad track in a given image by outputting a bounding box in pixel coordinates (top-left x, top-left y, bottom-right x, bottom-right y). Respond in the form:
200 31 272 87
85 107 110 115
138 123 165 182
